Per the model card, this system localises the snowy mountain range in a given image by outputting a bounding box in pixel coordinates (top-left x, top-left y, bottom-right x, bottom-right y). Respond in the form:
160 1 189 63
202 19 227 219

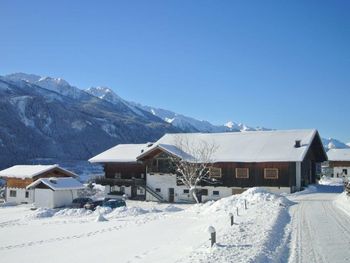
0 72 348 168
0 73 178 169
85 86 270 133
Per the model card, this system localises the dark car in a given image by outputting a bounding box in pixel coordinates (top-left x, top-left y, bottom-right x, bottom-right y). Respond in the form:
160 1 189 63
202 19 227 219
102 199 126 209
84 199 104 211
71 197 93 208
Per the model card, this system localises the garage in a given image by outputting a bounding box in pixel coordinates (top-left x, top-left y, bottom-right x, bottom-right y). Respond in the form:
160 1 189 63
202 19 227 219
26 177 85 208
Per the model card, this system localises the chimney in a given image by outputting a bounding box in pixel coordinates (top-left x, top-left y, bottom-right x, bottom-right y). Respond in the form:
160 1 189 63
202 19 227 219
294 140 301 148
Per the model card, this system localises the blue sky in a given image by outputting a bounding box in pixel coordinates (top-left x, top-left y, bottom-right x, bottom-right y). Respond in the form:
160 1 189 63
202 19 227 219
1 1 349 142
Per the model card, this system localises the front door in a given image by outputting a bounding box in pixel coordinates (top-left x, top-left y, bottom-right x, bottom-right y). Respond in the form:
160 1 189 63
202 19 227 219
131 186 137 199
168 188 174 203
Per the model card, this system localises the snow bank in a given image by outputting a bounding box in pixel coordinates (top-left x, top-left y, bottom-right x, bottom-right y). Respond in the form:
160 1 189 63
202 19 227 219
334 192 350 217
180 188 293 263
201 187 292 214
27 203 183 220
319 176 344 186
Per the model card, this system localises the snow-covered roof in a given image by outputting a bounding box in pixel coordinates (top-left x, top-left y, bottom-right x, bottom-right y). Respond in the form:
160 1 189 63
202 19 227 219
138 129 325 163
327 148 350 162
26 177 84 190
0 165 76 179
89 143 152 163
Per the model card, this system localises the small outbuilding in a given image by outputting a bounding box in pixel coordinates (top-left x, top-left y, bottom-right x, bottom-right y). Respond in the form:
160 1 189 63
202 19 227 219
26 177 84 208
0 165 77 204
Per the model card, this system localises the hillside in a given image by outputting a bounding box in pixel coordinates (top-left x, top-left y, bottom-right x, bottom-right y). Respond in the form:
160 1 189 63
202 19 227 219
0 74 178 169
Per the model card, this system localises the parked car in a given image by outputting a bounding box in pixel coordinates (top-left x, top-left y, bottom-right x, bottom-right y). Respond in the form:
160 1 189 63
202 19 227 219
102 199 126 209
71 197 93 208
83 199 104 211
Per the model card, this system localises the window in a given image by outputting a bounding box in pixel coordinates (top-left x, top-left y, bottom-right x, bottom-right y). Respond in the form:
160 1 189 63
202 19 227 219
25 191 29 198
138 187 145 194
343 169 348 175
236 168 249 179
183 189 189 194
120 186 125 193
209 167 222 178
264 168 279 179
114 173 121 179
201 189 208 196
155 188 161 193
9 190 16 197
213 190 220 196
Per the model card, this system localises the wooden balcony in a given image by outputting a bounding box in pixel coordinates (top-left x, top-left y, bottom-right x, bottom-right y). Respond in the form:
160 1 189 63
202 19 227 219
93 176 146 187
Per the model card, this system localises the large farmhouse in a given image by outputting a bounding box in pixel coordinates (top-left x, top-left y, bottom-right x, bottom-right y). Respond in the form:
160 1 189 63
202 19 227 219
89 129 327 202
0 165 77 204
326 148 350 178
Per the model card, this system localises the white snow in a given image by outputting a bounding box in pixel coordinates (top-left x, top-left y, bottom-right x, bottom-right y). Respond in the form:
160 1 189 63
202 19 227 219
0 165 59 179
139 129 323 163
26 177 84 191
89 143 151 163
287 185 350 263
0 188 293 263
9 96 35 128
327 148 350 161
318 175 344 186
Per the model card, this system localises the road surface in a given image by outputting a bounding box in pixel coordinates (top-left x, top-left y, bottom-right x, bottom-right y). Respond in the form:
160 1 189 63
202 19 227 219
288 185 350 263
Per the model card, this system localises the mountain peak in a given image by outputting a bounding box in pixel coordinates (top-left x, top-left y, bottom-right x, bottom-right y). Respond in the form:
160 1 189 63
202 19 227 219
85 86 123 103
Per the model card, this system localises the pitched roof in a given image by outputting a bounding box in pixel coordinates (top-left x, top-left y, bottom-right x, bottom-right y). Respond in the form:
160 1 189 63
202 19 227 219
0 165 76 179
89 143 152 163
327 148 350 162
138 129 325 163
26 177 84 190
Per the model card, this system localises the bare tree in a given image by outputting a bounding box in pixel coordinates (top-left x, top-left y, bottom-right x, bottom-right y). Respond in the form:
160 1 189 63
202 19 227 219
168 135 218 203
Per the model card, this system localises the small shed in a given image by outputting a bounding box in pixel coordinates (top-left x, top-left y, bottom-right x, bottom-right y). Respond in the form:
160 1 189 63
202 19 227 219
27 177 84 208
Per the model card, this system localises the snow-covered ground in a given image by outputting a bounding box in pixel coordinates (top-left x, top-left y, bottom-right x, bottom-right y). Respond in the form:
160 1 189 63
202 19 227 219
1 185 350 263
288 185 350 263
0 188 292 263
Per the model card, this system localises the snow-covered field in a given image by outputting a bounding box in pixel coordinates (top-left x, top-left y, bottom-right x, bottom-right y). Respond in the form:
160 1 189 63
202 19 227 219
0 188 292 263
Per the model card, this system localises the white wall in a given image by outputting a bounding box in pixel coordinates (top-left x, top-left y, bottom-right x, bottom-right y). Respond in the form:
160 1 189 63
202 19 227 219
333 167 350 178
146 173 177 202
6 188 33 204
33 189 79 208
34 189 53 208
174 185 233 203
145 173 291 202
53 190 78 208
261 187 291 194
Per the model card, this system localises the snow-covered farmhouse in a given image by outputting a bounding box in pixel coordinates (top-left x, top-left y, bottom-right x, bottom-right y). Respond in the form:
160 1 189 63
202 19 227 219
90 129 327 202
89 144 150 200
326 148 350 178
0 165 78 204
26 177 84 208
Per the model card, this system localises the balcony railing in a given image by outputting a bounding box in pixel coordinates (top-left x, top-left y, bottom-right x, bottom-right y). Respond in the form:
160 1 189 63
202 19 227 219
93 176 146 187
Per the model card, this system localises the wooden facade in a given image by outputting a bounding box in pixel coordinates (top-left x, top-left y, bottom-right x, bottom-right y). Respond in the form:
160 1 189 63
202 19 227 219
104 163 145 180
97 162 146 200
139 132 327 192
5 168 73 189
329 161 350 168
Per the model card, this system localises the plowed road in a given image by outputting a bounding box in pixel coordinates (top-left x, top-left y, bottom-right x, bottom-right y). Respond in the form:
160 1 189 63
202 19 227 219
288 186 350 263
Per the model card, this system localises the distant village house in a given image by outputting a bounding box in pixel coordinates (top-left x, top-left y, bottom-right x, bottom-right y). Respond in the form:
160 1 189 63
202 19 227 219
325 148 350 178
